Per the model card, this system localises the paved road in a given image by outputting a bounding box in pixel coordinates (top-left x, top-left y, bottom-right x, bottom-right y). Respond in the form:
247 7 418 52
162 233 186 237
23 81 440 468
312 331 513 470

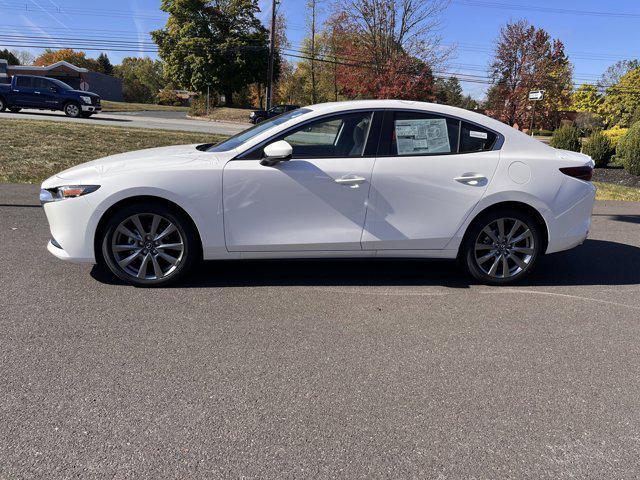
1 184 640 479
1 109 247 135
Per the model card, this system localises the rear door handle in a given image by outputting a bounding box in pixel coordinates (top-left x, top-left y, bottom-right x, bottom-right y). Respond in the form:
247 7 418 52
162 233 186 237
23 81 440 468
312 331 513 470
454 173 487 186
335 175 367 188
34 91 41 94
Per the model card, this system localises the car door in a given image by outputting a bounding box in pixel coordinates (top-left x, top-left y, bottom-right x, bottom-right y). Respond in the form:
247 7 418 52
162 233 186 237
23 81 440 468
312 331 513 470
362 110 502 251
35 78 61 109
11 76 37 107
223 110 380 252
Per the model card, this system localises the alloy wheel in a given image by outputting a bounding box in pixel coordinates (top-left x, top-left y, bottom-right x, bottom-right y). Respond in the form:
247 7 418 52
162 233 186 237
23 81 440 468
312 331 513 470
66 104 80 117
110 213 185 280
474 217 536 279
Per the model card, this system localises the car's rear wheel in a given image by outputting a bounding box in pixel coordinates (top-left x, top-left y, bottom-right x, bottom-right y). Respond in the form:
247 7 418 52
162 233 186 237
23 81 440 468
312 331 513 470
0 97 6 111
461 208 542 285
101 203 198 286
64 102 81 118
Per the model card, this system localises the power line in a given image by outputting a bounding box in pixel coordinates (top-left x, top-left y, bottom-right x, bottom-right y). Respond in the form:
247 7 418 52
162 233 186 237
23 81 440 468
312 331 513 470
453 0 640 19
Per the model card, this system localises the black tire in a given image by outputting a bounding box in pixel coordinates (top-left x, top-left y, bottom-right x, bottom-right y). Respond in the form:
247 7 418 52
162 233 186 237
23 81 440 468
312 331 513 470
64 102 82 118
255 116 264 123
460 207 542 285
9 107 21 113
0 97 6 112
100 202 199 287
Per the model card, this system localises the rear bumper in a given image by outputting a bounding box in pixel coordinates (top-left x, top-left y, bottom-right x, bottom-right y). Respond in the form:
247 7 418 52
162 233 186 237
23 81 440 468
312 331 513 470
545 186 596 254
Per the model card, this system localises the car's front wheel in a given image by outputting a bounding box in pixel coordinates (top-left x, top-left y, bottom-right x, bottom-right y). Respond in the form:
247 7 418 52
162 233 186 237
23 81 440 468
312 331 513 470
100 203 199 286
461 208 542 285
0 97 6 112
64 102 81 118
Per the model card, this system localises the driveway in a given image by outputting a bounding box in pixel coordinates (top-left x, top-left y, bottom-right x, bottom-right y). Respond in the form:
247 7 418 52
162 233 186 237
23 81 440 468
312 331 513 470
1 109 247 136
1 183 639 478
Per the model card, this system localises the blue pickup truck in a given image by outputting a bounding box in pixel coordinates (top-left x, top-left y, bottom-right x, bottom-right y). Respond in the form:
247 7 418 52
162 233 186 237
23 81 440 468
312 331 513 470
0 75 101 118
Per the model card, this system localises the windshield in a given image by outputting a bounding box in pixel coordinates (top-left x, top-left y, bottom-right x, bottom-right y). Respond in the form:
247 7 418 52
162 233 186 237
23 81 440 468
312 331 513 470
207 108 312 152
49 78 73 90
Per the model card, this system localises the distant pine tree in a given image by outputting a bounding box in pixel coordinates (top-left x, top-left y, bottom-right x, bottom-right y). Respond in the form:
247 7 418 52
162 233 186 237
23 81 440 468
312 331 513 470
0 48 20 65
97 53 114 75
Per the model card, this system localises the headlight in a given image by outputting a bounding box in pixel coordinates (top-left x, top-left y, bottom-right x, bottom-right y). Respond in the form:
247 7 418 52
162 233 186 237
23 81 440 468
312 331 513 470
40 185 100 204
80 96 92 104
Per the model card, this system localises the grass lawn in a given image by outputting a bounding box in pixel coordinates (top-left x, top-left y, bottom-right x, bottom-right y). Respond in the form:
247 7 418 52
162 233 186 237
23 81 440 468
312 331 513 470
0 118 223 184
594 182 640 202
101 101 189 113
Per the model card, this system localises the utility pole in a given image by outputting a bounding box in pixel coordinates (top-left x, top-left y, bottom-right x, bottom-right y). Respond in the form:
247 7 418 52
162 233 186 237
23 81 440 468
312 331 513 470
266 0 278 111
308 0 317 104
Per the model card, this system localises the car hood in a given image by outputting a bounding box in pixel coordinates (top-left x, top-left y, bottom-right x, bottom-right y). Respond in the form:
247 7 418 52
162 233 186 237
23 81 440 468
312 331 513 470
42 144 213 188
69 90 100 98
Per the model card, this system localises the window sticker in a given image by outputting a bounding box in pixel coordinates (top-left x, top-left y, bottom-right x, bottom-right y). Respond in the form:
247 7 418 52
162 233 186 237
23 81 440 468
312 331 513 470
469 130 488 139
394 118 451 155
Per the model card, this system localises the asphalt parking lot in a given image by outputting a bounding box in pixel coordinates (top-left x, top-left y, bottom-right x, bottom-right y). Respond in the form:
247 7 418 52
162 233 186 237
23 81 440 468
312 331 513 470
1 183 640 479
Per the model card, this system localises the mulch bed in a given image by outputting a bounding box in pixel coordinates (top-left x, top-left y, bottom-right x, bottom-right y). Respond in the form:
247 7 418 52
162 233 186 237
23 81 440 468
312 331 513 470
592 166 640 187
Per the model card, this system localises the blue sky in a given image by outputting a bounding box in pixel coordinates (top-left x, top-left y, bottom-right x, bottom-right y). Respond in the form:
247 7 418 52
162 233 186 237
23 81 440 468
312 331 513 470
1 0 638 99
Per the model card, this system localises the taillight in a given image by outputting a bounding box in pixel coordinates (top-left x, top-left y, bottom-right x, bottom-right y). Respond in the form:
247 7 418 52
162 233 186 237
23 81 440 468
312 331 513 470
559 166 593 181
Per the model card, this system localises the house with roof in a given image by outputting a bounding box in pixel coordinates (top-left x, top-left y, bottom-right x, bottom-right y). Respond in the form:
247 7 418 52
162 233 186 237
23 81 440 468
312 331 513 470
0 59 123 101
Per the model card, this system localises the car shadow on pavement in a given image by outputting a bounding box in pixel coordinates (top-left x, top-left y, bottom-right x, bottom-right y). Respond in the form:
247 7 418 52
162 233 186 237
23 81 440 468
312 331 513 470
90 239 640 288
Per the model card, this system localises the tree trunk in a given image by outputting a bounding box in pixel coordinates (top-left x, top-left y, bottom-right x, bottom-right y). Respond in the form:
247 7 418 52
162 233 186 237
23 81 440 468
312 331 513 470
224 89 233 107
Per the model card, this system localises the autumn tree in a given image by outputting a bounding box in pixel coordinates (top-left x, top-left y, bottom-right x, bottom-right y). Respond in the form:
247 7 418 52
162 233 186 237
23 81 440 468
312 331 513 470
34 49 99 70
572 84 603 113
600 59 640 88
115 57 166 103
600 68 640 127
487 20 573 129
152 0 275 107
329 0 451 100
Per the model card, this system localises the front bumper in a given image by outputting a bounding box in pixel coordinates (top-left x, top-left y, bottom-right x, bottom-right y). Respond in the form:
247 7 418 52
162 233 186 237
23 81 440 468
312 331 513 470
43 197 99 263
81 105 101 113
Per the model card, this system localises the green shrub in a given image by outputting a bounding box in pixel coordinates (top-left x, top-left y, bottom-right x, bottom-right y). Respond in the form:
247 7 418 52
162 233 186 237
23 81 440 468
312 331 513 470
582 131 614 167
602 126 628 146
617 123 640 176
550 125 582 152
188 96 206 117
531 129 553 137
156 88 183 106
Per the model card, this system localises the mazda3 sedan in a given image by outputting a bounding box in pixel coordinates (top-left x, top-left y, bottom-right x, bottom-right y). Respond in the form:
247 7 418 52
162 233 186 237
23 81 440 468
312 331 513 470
41 100 596 286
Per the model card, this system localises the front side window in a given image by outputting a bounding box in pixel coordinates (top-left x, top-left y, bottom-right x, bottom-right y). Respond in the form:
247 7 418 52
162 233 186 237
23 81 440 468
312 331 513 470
390 112 459 156
16 77 32 88
278 111 373 158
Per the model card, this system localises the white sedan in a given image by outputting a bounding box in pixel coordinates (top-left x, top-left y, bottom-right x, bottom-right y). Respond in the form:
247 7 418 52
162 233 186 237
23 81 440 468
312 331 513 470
40 100 596 286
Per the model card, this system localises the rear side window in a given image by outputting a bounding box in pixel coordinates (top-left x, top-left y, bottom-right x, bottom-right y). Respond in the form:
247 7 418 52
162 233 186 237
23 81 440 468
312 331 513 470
15 77 32 88
460 122 497 153
390 112 460 156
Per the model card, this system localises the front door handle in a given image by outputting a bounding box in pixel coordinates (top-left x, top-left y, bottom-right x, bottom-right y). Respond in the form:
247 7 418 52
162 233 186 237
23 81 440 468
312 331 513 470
34 91 41 94
454 173 487 186
335 175 366 188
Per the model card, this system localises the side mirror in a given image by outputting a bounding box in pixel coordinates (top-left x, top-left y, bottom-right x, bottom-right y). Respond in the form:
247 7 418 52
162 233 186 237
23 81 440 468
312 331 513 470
261 140 293 166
